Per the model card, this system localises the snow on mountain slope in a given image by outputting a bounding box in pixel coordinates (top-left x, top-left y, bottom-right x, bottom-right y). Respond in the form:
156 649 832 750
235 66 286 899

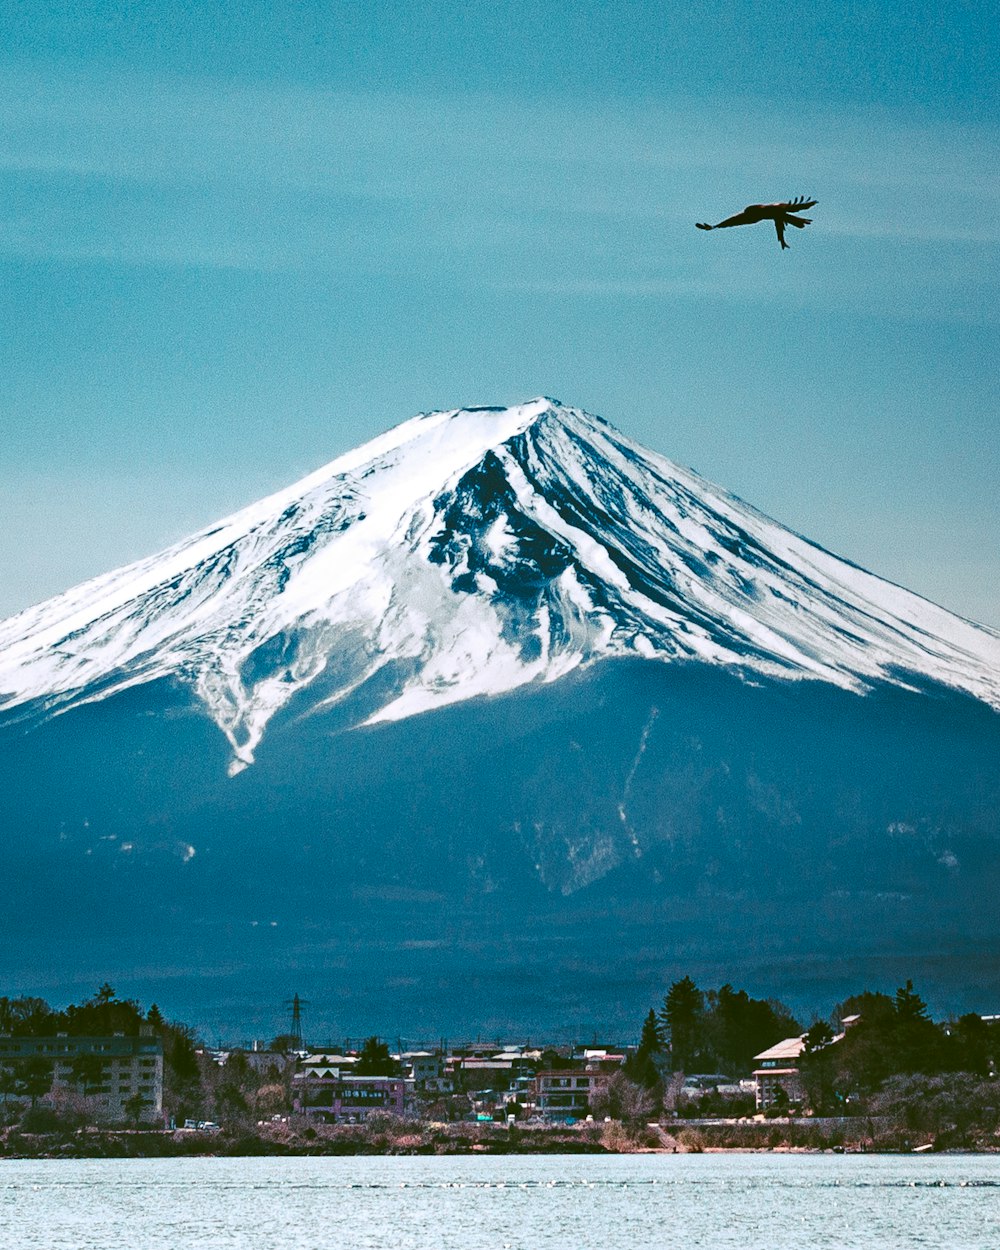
1 398 998 773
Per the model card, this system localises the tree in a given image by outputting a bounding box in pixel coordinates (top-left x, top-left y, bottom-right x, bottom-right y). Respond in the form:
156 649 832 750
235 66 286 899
835 991 894 1029
61 986 144 1038
947 1013 992 1078
590 1071 657 1125
705 985 800 1075
94 983 116 1006
16 1057 54 1108
70 1052 107 1096
892 981 941 1076
154 1019 204 1123
253 1083 290 1116
800 980 951 1108
123 1092 146 1128
657 977 798 1077
0 1064 18 1111
870 1073 1000 1149
803 1020 834 1052
624 1010 665 1091
765 1084 790 1117
2 997 55 1036
355 1037 398 1076
799 1021 840 1114
659 977 704 1073
214 1081 250 1128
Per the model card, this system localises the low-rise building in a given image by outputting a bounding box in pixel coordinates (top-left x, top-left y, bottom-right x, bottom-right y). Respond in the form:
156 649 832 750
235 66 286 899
292 1072 406 1121
455 1056 517 1091
299 1053 358 1079
534 1070 611 1119
400 1051 442 1086
0 1031 163 1122
751 1036 807 1109
573 1048 627 1072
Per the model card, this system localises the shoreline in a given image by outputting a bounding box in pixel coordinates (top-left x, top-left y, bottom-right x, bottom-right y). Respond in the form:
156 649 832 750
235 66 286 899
3 1122 996 1160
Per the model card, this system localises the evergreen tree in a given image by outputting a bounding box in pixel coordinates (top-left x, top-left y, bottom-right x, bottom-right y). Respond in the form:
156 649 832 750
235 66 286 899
892 981 940 1075
355 1037 398 1076
802 1020 834 1051
895 980 930 1023
61 986 145 1036
706 984 800 1074
801 980 949 1105
624 1009 665 1090
638 1008 664 1056
947 1013 993 1077
17 1057 54 1108
659 977 704 1073
155 1019 204 1122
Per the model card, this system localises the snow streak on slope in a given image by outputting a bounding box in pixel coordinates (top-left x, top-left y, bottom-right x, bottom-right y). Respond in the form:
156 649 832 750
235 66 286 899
1 399 998 772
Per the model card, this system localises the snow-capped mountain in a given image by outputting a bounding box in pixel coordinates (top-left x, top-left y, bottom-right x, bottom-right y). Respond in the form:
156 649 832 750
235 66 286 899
1 398 998 775
4 399 1000 1033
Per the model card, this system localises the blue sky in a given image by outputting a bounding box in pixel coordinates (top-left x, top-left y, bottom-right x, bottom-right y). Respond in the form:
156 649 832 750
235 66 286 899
1 1 998 625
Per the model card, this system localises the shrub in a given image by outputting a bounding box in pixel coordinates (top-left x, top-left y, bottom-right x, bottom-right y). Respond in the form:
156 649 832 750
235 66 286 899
676 1128 705 1152
868 1073 1000 1148
19 1105 85 1134
601 1120 646 1152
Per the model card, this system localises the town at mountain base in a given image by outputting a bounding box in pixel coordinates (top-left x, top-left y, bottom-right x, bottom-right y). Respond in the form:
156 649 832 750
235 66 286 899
1 980 998 1156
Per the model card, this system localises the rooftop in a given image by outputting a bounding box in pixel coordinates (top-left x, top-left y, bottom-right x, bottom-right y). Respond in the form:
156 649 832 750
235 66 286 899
752 1035 807 1063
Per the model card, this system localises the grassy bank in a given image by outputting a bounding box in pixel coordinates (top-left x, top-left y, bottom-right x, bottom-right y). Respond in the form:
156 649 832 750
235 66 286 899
0 1118 611 1159
3 1114 997 1159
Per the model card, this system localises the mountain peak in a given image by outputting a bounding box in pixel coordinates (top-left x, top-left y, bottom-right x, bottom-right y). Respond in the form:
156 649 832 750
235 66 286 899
1 399 998 774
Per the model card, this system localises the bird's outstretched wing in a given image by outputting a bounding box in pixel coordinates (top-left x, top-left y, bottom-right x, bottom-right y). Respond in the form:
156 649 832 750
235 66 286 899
776 196 817 212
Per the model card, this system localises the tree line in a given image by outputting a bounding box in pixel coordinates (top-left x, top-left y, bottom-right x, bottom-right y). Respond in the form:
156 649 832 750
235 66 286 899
621 975 997 1122
799 982 993 1113
617 975 802 1094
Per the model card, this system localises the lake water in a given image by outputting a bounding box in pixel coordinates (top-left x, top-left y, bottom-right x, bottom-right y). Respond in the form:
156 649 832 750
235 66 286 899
2 1153 999 1249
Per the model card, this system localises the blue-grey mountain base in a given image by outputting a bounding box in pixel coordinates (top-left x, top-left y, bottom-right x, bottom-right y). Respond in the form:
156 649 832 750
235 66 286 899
2 401 998 1038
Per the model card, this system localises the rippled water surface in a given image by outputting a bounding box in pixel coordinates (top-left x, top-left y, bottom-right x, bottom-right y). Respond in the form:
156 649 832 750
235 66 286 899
3 1153 999 1249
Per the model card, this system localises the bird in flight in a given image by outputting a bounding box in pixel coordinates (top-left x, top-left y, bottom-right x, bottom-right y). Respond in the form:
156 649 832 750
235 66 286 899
696 196 818 250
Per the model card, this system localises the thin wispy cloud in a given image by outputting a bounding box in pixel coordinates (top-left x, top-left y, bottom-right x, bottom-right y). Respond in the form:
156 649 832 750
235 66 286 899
1 60 997 629
1 64 997 299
